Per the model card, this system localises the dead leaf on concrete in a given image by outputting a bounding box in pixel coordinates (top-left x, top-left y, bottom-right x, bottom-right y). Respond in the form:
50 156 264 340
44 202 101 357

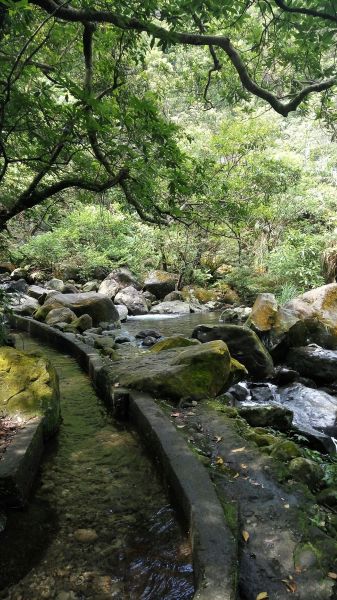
242 530 250 543
282 577 297 593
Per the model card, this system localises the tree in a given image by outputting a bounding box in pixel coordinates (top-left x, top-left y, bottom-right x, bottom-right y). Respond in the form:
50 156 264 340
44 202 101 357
0 0 336 228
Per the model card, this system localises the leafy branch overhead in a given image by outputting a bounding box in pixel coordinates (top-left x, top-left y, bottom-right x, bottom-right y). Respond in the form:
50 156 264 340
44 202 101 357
0 0 336 227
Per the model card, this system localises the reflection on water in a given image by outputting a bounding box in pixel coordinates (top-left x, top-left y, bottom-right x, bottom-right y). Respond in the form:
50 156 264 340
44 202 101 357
123 311 222 339
0 335 194 600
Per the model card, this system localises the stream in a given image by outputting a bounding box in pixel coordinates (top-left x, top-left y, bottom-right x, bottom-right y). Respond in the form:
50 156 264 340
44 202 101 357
0 334 194 600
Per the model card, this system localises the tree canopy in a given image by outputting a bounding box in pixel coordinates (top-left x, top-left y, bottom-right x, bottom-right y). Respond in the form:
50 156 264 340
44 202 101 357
0 0 336 228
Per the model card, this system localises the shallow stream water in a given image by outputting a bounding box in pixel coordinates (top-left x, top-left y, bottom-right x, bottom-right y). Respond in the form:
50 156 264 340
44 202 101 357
0 334 194 600
122 311 222 339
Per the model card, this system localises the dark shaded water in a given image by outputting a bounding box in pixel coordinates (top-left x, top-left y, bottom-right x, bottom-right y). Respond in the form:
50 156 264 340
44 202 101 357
0 335 194 600
122 311 222 339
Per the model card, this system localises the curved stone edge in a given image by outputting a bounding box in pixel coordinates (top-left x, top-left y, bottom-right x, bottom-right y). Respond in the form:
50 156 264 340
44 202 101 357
0 417 44 508
9 315 238 600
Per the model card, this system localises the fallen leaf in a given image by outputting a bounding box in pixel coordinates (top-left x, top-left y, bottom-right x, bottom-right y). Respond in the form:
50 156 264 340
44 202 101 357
240 463 248 469
176 425 186 429
284 503 290 509
216 456 224 465
282 576 297 593
171 412 181 418
233 473 240 479
213 435 223 443
256 593 268 600
328 572 337 580
231 447 246 453
113 383 120 387
186 411 195 416
242 530 250 543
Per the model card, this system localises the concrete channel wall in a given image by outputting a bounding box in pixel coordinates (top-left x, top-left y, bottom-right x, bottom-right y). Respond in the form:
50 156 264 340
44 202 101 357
10 315 238 600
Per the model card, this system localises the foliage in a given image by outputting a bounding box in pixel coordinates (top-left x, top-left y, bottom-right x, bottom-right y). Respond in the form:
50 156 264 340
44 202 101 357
12 205 155 279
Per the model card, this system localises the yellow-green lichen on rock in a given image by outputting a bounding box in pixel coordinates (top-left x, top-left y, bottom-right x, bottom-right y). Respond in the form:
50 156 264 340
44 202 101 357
0 347 60 437
113 340 245 401
150 335 200 353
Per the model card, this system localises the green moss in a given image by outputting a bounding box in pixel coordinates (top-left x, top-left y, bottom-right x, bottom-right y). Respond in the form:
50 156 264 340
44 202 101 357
0 347 60 437
150 336 200 353
270 440 302 462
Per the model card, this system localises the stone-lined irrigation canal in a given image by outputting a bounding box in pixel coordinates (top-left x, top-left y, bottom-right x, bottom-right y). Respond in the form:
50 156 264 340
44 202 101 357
0 334 194 600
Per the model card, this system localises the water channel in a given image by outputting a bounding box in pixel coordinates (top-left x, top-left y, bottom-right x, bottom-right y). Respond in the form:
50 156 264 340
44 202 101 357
0 334 194 600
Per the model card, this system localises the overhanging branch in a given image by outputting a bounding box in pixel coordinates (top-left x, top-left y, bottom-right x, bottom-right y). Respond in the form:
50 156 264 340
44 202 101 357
31 0 337 117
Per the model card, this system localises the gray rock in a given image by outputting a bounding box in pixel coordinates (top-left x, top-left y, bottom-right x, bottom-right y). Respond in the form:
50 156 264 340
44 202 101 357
150 300 191 314
6 278 28 294
70 313 93 332
286 345 337 383
143 290 157 303
239 405 293 431
163 291 184 302
46 278 65 292
82 280 99 292
45 307 77 325
43 292 120 326
115 304 128 322
143 270 178 299
114 286 148 316
10 294 39 315
135 329 162 339
98 268 141 299
192 324 274 379
27 285 46 301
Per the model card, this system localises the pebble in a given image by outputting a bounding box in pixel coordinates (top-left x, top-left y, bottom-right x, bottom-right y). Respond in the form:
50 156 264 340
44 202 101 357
74 528 98 543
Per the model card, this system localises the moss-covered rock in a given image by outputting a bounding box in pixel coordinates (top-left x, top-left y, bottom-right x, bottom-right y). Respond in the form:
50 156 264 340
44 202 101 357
113 340 245 401
34 301 63 322
45 306 77 325
288 457 324 489
270 440 301 462
191 324 274 378
150 335 200 353
239 405 293 431
0 347 60 437
247 292 278 332
316 487 337 507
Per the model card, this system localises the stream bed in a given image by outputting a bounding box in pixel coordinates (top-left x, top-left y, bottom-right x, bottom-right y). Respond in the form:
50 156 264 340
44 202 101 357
0 334 194 600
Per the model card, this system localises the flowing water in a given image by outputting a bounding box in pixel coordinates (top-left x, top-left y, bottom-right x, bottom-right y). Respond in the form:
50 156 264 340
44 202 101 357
0 334 194 600
122 311 222 339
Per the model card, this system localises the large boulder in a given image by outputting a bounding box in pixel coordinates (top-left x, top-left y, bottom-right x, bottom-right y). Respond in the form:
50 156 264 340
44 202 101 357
42 292 120 326
191 324 274 378
278 383 337 452
143 270 178 300
112 340 245 401
248 293 278 332
114 286 148 316
150 301 191 314
285 345 337 383
150 335 200 353
45 307 77 326
98 268 141 299
10 294 39 316
0 347 60 437
279 284 337 335
46 278 65 292
27 285 47 302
